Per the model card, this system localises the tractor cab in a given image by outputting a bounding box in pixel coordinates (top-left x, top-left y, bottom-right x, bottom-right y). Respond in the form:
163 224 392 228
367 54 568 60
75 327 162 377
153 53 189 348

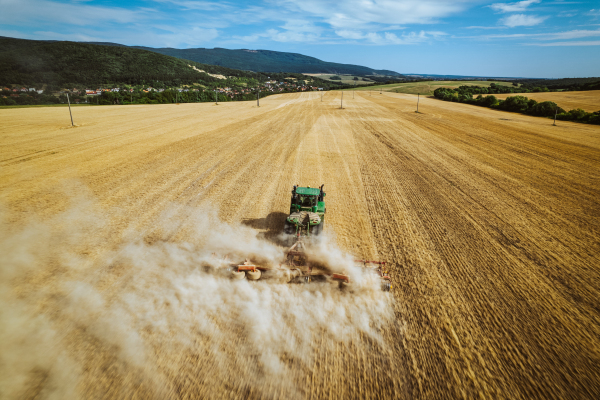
285 185 326 237
290 185 325 213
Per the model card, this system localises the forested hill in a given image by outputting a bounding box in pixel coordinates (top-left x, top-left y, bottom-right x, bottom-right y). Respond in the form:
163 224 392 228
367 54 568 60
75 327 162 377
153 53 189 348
0 37 336 88
88 43 403 77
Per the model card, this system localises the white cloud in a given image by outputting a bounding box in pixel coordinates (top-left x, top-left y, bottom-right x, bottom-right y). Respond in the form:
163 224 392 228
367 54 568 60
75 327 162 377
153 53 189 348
280 20 322 34
17 26 219 48
265 29 321 42
0 0 145 26
271 0 476 28
335 30 365 40
558 13 577 17
500 14 548 27
541 28 600 40
152 1 229 11
236 28 321 44
462 29 600 42
233 19 324 43
334 29 446 44
465 25 507 29
489 0 541 13
528 40 600 46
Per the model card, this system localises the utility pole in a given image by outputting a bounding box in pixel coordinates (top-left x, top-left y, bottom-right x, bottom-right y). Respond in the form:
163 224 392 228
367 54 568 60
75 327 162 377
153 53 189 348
215 90 218 105
66 93 74 126
321 91 323 102
257 86 260 107
340 91 343 109
553 107 558 126
416 93 420 113
380 87 382 94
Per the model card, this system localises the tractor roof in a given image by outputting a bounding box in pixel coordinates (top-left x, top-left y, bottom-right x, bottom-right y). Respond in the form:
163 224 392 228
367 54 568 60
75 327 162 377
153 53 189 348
296 187 320 196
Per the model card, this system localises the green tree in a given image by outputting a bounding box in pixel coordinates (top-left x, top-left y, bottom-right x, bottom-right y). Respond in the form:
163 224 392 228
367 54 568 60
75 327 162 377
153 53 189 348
529 101 563 117
500 96 530 112
481 95 498 107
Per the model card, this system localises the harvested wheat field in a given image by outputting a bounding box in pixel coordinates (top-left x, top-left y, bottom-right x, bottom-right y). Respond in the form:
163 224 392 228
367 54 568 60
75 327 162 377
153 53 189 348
495 90 600 112
1 91 600 400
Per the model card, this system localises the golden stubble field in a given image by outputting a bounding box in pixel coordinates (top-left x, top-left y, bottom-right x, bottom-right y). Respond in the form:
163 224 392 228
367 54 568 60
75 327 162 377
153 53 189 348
494 90 600 113
1 91 599 400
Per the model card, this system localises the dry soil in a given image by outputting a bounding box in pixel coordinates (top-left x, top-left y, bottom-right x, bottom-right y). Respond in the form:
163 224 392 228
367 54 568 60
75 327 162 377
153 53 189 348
1 91 599 400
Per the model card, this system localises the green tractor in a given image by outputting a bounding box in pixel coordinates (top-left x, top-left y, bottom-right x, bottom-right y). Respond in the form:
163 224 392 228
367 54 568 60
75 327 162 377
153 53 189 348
284 185 326 238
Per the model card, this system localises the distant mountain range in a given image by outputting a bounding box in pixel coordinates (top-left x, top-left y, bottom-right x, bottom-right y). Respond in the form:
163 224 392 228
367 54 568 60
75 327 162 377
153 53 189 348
85 42 403 77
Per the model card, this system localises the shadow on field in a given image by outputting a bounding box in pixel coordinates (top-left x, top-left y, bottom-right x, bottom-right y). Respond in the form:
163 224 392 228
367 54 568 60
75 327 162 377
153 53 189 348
242 211 289 246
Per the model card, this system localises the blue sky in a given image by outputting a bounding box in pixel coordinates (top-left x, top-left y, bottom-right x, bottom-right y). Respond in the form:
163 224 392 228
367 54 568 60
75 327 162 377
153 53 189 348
1 0 599 78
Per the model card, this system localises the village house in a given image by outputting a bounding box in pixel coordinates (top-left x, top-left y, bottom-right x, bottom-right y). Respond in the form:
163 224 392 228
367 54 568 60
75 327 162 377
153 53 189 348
37 89 43 94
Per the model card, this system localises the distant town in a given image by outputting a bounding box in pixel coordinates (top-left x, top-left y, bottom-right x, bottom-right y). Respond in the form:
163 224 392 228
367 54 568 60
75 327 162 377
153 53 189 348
1 78 325 106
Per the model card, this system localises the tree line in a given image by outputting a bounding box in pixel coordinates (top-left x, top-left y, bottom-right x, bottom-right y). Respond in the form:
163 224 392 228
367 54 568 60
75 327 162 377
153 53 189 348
433 86 600 125
0 87 281 106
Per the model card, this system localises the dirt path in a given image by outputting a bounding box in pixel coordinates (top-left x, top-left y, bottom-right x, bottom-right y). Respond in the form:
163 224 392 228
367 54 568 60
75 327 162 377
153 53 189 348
1 91 599 399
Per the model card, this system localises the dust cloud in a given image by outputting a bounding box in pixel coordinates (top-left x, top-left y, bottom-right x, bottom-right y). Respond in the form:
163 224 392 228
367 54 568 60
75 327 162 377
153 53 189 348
0 193 395 399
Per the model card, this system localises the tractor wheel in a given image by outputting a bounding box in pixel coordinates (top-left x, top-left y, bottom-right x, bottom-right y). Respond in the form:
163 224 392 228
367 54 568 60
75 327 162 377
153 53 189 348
232 270 245 280
303 275 312 284
246 269 262 281
284 220 295 235
312 222 323 236
381 280 391 292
